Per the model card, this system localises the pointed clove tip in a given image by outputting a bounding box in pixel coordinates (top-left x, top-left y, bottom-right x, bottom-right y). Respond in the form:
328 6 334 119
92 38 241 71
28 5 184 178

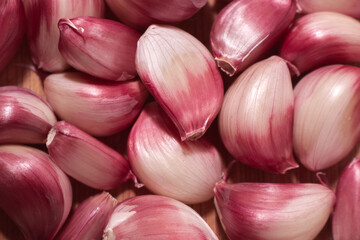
103 228 115 240
46 128 57 147
215 58 236 76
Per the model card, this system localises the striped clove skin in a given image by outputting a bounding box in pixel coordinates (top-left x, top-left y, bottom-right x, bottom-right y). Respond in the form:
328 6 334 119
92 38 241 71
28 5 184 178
0 145 72 240
293 65 360 171
103 195 219 240
105 0 207 30
280 12 360 74
47 121 134 190
0 0 25 73
136 24 223 141
332 158 360 240
296 0 360 18
56 192 117 240
58 17 140 81
218 56 298 174
44 72 148 136
210 0 296 76
0 86 57 144
127 102 223 204
22 0 104 72
214 181 335 240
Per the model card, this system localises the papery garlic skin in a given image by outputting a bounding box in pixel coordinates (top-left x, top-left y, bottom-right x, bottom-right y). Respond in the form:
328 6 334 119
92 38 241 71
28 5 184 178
0 145 72 240
214 181 335 240
0 0 25 73
0 86 57 144
127 102 223 204
332 158 360 240
105 0 207 30
22 0 104 72
47 121 133 190
293 65 360 171
136 25 223 141
218 56 298 174
280 12 360 74
210 0 296 76
44 72 148 136
103 195 218 240
297 0 360 18
56 192 117 240
58 17 140 81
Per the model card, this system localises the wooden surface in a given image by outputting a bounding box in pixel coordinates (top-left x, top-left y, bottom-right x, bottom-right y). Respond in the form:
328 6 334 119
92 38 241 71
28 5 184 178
1 0 359 239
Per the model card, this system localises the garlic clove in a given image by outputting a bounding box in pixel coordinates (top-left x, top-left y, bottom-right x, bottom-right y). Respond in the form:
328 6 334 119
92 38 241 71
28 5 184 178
218 56 298 174
56 192 117 240
332 158 360 240
105 0 207 30
103 195 218 240
136 24 224 141
279 12 360 74
127 102 223 204
44 72 148 136
0 145 72 240
0 86 57 144
47 121 133 190
22 0 104 72
58 17 140 81
210 0 296 76
293 65 360 171
214 181 335 240
0 0 25 73
296 0 360 18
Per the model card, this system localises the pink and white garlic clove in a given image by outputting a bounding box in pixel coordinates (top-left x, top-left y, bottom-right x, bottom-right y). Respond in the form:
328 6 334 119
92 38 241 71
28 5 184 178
0 86 57 144
279 12 360 74
22 0 105 72
58 17 140 81
210 0 296 76
103 195 219 240
218 56 298 174
43 72 148 137
0 145 72 240
293 65 360 171
0 0 25 73
214 181 335 240
47 121 134 190
105 0 207 30
332 158 360 240
56 192 117 240
127 102 223 204
136 24 224 141
296 0 360 18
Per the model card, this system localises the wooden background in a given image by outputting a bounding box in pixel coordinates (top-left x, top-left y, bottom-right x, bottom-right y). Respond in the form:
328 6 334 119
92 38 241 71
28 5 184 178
1 0 359 239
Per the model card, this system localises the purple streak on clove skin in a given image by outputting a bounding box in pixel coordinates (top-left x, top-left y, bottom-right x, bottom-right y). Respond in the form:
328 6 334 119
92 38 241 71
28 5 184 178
0 86 57 144
0 145 72 240
332 158 360 240
58 17 140 81
280 12 360 74
105 0 207 30
47 121 133 190
0 0 25 73
210 0 296 76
